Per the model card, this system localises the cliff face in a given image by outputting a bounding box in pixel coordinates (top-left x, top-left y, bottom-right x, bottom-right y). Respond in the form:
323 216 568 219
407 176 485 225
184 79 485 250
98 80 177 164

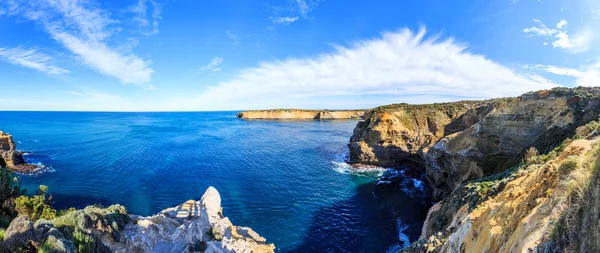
425 88 600 199
348 101 491 167
1 187 275 253
349 87 600 200
237 109 366 120
0 131 25 169
402 120 600 253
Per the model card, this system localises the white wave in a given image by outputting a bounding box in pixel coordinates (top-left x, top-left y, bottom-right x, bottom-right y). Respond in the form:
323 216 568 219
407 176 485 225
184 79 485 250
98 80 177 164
331 160 387 177
14 164 56 176
377 168 425 197
386 218 411 252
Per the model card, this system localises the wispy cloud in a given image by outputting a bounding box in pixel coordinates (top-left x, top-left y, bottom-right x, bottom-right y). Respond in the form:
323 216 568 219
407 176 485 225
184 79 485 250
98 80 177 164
201 57 223 72
226 31 239 44
185 28 556 109
270 16 298 25
524 19 592 53
1 0 153 84
523 63 600 87
0 46 69 75
130 0 162 36
270 0 322 25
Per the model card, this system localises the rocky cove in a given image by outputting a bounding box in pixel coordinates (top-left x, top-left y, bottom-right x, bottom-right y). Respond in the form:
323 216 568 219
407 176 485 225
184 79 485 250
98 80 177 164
2 87 600 252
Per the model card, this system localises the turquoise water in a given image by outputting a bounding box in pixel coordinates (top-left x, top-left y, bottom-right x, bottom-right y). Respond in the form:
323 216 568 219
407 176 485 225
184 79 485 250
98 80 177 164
0 111 428 252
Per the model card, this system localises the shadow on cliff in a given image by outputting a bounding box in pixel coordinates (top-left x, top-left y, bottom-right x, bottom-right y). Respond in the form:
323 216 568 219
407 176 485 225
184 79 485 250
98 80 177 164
287 180 430 253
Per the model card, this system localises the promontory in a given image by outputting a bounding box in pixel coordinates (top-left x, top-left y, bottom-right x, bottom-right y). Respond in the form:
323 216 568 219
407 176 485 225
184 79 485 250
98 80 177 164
237 109 366 119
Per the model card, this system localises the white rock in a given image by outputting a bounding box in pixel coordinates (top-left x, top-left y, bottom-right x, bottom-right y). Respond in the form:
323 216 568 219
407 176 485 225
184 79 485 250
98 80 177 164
201 186 222 217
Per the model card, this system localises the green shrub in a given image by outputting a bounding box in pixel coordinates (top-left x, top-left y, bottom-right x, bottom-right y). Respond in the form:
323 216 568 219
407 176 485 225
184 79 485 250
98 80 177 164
72 228 95 253
0 229 4 240
0 167 23 228
15 185 57 221
559 158 578 177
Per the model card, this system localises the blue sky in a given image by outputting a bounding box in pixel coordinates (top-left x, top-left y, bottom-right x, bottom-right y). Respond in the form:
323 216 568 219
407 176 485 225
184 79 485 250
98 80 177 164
0 0 598 111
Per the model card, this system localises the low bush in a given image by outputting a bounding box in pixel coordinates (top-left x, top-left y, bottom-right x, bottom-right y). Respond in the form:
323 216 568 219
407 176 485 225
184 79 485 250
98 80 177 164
15 185 57 221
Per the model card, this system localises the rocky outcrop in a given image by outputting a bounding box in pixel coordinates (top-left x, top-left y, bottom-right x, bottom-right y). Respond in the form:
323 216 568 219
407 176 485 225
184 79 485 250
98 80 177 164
402 121 600 253
348 101 491 167
349 87 600 200
425 88 600 199
237 109 366 120
0 131 26 170
1 187 275 253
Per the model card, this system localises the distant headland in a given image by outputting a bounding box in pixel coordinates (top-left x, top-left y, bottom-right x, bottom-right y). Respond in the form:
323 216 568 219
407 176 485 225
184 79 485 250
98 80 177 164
237 109 367 120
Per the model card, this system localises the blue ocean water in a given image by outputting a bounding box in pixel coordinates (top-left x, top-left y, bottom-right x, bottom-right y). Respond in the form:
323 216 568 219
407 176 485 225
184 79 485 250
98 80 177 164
0 111 428 252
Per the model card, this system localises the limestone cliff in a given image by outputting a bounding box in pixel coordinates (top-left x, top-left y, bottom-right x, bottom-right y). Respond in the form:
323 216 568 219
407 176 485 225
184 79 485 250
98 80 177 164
349 87 600 200
402 120 600 253
237 109 366 120
425 88 600 199
0 131 25 170
348 101 491 167
1 187 275 253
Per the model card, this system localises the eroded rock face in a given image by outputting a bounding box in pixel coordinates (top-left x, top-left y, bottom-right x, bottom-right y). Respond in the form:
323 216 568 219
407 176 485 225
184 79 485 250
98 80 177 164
348 101 490 167
425 88 600 199
403 132 598 253
0 131 25 169
349 87 600 200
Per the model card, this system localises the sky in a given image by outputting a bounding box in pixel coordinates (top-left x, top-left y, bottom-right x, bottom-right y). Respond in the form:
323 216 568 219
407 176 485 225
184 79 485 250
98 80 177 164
0 0 598 111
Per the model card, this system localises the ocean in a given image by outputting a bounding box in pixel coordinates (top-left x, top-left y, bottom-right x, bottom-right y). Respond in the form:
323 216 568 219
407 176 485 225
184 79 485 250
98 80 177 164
0 111 428 252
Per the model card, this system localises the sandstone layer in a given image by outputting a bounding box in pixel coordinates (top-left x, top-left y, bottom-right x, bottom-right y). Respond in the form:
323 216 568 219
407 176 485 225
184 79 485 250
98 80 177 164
0 131 26 170
349 87 600 200
348 101 493 167
1 187 275 253
402 120 600 252
237 109 366 120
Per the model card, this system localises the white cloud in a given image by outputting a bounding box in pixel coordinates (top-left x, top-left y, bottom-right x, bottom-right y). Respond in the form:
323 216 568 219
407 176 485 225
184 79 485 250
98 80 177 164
270 16 299 24
270 0 321 24
0 46 69 74
201 57 224 72
2 0 153 84
183 28 557 109
522 63 600 87
524 19 592 53
130 0 162 35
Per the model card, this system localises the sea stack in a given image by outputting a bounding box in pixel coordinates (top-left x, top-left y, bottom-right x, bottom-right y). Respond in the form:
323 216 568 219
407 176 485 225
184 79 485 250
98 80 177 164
0 131 26 170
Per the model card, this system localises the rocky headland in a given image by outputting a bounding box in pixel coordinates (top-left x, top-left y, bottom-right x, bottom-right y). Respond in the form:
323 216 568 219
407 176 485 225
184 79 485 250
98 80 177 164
237 109 366 120
0 187 275 253
347 87 600 252
0 131 39 173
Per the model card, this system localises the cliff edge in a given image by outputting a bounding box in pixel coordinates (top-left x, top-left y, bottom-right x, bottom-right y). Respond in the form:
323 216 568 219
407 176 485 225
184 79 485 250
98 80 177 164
0 187 275 253
402 119 600 252
237 109 366 120
349 87 600 200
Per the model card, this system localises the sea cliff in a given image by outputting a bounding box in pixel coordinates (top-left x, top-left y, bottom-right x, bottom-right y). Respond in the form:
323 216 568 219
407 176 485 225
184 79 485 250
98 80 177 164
402 119 600 252
346 87 600 252
237 109 366 119
349 87 600 200
0 187 275 253
0 131 31 172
